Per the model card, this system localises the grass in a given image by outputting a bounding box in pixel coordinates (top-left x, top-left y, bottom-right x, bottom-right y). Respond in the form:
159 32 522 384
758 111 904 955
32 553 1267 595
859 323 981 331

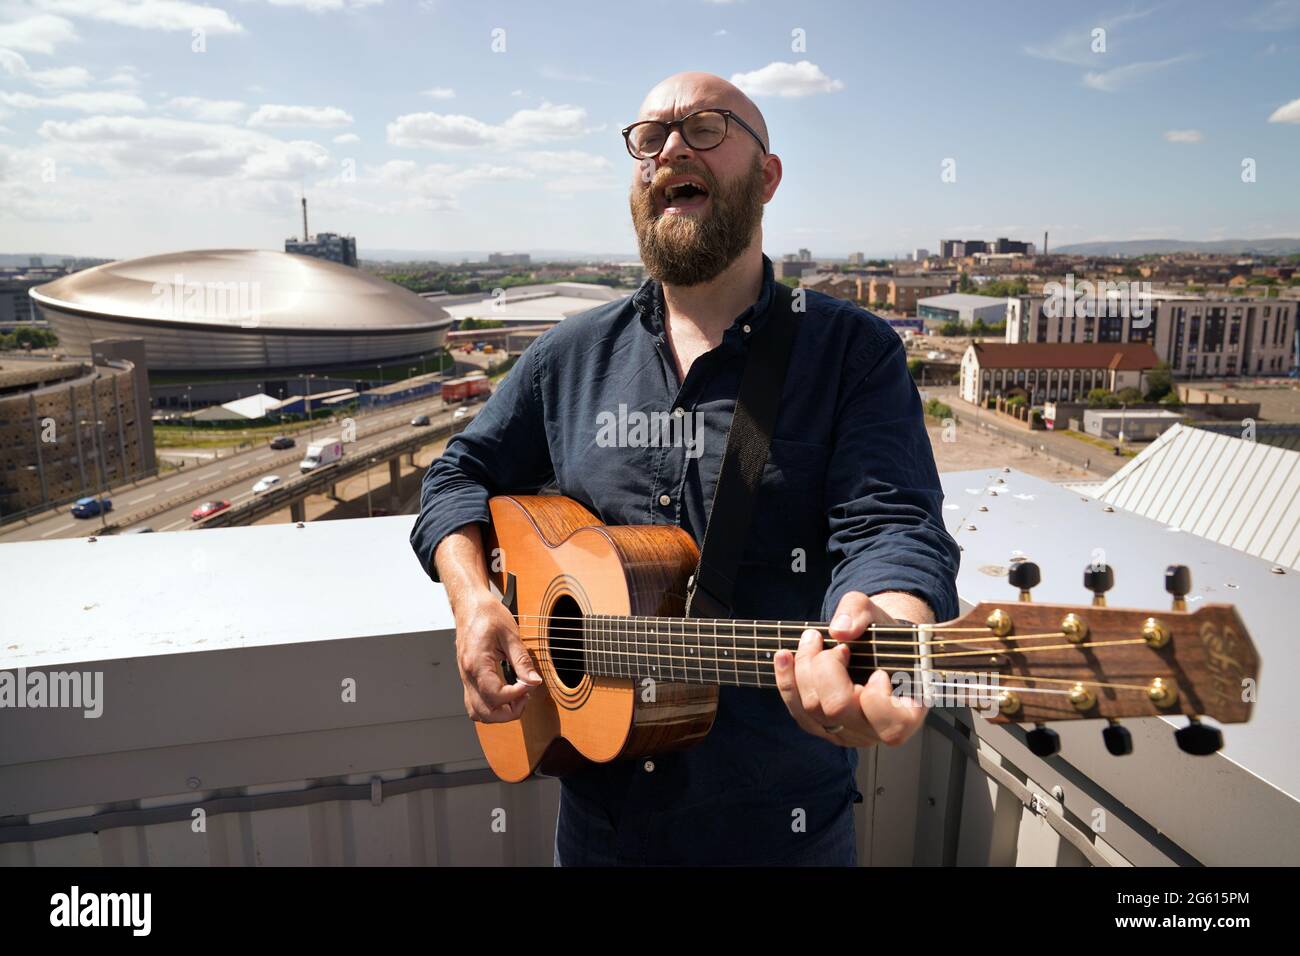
1061 430 1139 458
152 413 344 450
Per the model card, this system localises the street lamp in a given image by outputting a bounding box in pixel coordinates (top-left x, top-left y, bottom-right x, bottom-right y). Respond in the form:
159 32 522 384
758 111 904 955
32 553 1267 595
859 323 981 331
186 385 194 444
364 456 376 517
78 417 110 531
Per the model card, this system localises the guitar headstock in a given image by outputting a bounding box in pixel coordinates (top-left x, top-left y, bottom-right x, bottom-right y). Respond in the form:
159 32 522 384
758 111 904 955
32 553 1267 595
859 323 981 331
932 562 1259 758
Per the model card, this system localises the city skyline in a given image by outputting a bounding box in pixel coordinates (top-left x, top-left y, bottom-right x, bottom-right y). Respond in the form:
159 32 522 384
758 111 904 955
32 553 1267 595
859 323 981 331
1 0 1299 259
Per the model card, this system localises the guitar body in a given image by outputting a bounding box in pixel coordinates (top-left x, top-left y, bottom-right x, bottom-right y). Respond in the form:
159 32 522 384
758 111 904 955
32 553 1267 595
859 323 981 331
477 494 719 782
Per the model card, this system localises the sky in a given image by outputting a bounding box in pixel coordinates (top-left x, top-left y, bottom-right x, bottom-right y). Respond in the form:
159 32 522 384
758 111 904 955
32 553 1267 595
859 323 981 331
0 0 1298 260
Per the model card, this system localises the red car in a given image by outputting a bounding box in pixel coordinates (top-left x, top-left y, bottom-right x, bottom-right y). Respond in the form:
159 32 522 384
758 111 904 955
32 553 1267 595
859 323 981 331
191 500 231 521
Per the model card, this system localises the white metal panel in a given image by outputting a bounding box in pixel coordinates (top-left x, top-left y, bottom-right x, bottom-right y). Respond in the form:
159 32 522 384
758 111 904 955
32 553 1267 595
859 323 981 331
1096 424 1300 572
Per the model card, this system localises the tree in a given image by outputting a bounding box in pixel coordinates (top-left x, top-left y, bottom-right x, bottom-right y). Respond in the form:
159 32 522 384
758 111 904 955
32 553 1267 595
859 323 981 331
907 359 925 379
1087 388 1119 408
1144 360 1173 401
1116 387 1144 404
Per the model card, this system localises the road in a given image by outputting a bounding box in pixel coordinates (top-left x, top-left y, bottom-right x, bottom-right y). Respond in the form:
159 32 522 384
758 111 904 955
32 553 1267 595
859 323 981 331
1 400 476 542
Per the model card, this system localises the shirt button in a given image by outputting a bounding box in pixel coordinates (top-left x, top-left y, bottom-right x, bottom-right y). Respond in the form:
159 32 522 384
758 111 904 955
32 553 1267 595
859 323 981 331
742 324 752 334
658 494 671 506
643 760 655 773
672 406 684 417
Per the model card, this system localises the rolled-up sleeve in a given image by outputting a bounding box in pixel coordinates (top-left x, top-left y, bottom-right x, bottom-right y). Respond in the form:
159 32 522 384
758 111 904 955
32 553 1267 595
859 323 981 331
820 335 961 623
408 338 555 581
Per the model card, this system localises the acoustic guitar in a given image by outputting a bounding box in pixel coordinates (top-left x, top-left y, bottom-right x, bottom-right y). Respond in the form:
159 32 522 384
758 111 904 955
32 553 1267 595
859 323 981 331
475 494 1260 782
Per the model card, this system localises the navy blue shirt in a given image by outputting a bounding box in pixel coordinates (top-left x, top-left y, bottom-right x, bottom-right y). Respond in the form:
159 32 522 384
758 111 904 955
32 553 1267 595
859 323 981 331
409 252 960 865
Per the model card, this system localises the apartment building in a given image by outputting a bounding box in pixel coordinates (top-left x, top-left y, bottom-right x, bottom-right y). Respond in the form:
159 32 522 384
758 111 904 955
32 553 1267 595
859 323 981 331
1006 293 1296 378
867 275 953 314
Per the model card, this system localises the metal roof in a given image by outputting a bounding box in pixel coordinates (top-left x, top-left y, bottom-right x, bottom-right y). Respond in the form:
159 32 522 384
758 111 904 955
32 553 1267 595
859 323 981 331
917 293 1009 311
31 249 452 333
968 341 1161 370
942 467 1300 805
1094 422 1300 571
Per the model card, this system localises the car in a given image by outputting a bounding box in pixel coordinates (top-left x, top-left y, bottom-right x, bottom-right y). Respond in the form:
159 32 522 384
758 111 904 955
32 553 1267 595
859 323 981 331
70 496 112 519
252 475 282 494
127 526 155 534
452 406 471 421
410 414 431 427
269 435 296 450
190 500 231 521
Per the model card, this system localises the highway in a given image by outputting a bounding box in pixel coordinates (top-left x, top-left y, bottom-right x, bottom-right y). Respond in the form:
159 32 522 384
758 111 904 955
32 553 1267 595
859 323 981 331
0 399 475 542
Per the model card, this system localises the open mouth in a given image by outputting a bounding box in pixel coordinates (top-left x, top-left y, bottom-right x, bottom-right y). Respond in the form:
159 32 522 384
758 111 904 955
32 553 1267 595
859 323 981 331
660 177 711 214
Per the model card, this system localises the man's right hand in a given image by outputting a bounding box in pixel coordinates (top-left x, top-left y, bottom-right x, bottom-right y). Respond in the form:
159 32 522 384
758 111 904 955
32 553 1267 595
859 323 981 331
455 592 543 722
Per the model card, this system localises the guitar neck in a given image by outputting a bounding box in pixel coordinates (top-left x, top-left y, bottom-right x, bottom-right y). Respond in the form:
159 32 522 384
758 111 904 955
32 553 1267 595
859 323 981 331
577 614 926 689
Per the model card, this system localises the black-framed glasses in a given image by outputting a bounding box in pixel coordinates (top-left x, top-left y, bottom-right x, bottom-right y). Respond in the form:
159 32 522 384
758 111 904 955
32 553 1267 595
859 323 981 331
621 108 767 160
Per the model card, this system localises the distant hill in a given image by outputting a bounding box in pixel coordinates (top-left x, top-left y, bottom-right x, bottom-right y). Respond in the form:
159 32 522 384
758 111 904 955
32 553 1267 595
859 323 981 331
1053 238 1300 257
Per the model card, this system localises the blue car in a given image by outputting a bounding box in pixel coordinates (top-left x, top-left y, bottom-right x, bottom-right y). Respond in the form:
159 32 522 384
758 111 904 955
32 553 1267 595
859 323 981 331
70 496 112 519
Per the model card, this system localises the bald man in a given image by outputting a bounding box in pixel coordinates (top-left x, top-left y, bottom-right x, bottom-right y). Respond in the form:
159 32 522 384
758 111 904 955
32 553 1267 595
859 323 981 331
411 72 960 866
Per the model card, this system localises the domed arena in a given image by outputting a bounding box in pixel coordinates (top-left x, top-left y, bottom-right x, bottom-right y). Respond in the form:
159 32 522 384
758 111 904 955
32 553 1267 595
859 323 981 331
29 249 453 372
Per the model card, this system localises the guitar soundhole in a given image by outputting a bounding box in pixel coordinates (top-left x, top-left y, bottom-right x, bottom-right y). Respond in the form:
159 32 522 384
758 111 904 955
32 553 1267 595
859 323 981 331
547 594 588 689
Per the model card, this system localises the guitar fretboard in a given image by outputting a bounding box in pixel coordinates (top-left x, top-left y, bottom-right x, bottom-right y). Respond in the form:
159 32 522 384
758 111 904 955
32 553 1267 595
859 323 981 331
575 614 883 689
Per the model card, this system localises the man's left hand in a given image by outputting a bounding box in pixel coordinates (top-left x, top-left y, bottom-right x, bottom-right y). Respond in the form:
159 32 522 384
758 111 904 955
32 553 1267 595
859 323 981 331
772 591 929 748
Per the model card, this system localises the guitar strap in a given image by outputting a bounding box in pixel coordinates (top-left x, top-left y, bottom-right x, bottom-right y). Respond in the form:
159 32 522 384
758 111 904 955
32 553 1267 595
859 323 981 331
685 280 800 620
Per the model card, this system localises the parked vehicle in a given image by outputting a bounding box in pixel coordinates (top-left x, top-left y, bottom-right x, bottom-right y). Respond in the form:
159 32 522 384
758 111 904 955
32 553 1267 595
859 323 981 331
126 526 155 533
299 436 344 473
70 496 112 519
410 414 431 427
440 376 493 405
269 435 295 450
252 475 282 494
453 406 471 421
190 500 231 521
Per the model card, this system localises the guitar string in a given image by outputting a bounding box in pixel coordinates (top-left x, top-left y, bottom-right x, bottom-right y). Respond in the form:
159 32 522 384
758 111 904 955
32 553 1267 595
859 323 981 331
509 627 1162 694
508 615 1070 647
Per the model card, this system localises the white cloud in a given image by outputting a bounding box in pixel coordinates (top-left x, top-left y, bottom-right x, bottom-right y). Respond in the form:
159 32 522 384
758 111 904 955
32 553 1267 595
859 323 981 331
1083 55 1192 92
0 14 78 54
103 66 144 89
1024 7 1159 66
166 96 247 122
421 87 455 99
730 61 844 97
387 101 591 150
0 90 147 112
521 150 612 173
1163 129 1203 143
262 0 384 10
27 65 91 89
37 114 332 180
1268 97 1300 122
32 0 244 34
333 132 360 144
247 104 354 128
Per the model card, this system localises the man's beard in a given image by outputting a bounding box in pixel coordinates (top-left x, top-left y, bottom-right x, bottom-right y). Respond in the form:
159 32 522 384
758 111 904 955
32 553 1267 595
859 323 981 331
629 154 766 287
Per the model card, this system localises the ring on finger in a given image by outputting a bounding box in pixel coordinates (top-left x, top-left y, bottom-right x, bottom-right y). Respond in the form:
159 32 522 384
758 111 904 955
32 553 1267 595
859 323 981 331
823 724 845 734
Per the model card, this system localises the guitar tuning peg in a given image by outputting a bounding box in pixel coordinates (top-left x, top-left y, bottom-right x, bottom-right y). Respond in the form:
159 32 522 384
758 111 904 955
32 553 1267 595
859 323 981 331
1165 564 1191 612
1102 719 1133 756
1008 559 1040 602
1025 723 1060 757
1083 562 1114 607
1174 716 1223 756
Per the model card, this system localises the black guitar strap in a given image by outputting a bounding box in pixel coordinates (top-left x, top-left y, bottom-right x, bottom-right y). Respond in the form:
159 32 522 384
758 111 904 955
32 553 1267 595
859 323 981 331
685 280 800 620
